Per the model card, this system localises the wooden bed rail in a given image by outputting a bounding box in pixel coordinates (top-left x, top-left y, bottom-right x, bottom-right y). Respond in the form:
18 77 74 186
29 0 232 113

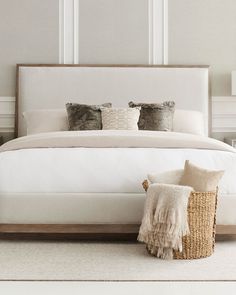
0 224 235 240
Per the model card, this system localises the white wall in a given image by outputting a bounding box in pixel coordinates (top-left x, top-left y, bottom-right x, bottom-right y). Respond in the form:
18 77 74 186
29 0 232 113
0 0 59 96
168 0 236 96
0 0 149 97
79 0 149 64
1 0 236 96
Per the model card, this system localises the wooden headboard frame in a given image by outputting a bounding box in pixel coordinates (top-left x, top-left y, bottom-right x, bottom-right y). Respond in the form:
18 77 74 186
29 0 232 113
15 64 211 138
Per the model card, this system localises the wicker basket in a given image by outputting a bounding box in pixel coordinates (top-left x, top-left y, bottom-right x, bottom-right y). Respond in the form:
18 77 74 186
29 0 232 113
142 180 217 259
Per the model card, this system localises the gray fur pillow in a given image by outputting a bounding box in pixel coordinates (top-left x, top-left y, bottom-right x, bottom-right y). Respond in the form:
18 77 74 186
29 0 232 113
128 101 175 131
66 103 112 130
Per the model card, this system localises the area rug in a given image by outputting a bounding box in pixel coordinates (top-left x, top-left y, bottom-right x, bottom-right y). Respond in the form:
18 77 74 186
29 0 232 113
0 240 236 281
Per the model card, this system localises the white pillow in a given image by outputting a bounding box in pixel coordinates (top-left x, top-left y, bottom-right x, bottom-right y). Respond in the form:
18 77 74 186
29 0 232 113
23 109 68 135
101 108 140 130
173 109 205 136
148 169 184 185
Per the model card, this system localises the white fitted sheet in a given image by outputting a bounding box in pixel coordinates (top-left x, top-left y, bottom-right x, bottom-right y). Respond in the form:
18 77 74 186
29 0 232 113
0 192 234 225
0 148 235 195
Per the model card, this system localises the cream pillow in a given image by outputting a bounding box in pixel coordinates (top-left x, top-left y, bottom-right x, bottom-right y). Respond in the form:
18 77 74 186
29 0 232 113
173 110 205 136
179 160 224 192
101 108 140 130
148 169 184 185
23 109 68 135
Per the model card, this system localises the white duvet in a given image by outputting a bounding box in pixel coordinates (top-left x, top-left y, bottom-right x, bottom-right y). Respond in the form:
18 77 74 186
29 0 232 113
0 130 235 195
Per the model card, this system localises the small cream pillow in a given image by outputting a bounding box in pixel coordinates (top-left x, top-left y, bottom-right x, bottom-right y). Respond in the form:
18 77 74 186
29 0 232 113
148 169 184 185
173 110 205 136
101 108 140 130
23 109 68 135
179 160 224 192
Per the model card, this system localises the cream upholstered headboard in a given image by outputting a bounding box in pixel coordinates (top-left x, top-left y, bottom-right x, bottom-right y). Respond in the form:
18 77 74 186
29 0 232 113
16 64 210 137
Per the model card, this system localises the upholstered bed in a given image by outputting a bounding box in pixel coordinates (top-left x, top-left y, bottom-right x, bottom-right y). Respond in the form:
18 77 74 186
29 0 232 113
0 64 235 237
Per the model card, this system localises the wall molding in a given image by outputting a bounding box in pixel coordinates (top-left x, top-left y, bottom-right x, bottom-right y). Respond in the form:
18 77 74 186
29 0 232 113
0 97 15 133
59 0 79 64
212 96 236 132
59 0 168 65
148 0 168 65
2 94 236 133
212 114 236 132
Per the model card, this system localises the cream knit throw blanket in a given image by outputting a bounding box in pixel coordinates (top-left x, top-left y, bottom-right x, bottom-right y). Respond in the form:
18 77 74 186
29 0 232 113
138 183 193 259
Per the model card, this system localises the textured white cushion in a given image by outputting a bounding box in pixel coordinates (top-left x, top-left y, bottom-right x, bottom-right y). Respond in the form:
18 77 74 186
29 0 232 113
23 109 68 135
173 109 205 136
179 160 224 192
101 108 140 130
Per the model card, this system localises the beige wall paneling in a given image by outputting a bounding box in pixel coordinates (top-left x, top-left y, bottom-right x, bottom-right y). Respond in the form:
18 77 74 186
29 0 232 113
212 97 236 133
0 0 59 139
0 0 59 96
0 97 15 142
78 0 149 64
0 97 15 133
61 0 168 65
168 0 236 96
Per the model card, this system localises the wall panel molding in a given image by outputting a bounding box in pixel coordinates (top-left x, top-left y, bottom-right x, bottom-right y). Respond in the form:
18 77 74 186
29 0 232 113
212 96 236 132
0 97 15 133
60 0 168 65
148 0 168 65
59 0 79 64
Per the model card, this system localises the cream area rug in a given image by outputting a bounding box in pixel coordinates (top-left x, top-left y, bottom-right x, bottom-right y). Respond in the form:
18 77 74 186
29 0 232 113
0 239 236 281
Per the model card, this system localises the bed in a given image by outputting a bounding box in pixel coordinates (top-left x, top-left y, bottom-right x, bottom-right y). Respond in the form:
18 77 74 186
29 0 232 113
0 64 235 238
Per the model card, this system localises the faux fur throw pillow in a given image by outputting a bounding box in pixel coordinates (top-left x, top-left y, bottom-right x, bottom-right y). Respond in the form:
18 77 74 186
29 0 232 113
179 160 224 192
128 101 175 131
66 103 112 131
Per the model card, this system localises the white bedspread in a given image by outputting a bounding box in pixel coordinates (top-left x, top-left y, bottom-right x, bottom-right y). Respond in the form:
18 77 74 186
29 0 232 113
0 130 235 194
1 130 234 152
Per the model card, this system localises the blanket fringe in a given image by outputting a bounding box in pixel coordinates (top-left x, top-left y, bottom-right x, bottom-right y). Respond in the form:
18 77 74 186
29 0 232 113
138 183 192 259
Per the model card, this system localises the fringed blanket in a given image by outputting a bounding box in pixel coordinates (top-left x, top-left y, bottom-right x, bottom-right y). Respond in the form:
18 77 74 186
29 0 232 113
138 183 193 259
